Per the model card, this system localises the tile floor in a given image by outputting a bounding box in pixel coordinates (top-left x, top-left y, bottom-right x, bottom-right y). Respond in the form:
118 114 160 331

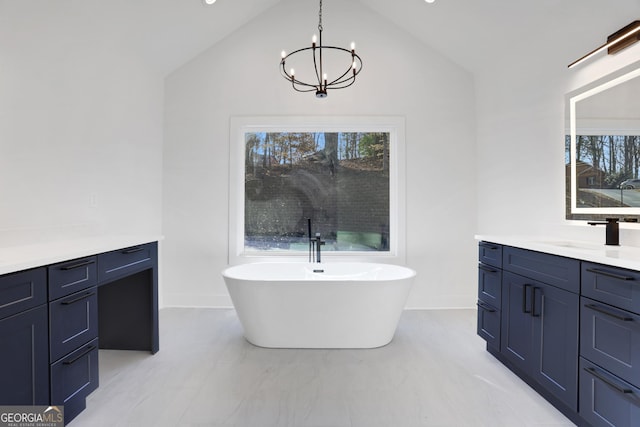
71 308 575 426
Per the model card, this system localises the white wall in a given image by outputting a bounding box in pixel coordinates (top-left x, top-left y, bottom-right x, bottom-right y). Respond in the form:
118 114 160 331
163 0 477 308
0 2 164 245
476 6 640 245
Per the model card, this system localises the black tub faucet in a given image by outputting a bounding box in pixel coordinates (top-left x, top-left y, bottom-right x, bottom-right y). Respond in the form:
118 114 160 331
307 219 325 263
314 232 325 263
587 217 620 246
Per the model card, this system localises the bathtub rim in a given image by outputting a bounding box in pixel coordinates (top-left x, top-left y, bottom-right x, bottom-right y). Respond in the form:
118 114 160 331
222 261 417 282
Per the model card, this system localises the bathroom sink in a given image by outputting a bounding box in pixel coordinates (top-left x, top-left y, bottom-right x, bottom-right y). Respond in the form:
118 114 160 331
535 240 604 251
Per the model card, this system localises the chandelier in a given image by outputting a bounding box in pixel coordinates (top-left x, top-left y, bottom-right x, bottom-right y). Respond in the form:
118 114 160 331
280 0 363 98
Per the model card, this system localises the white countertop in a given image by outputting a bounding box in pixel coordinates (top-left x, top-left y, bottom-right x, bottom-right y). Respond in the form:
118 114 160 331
0 235 162 275
476 235 640 271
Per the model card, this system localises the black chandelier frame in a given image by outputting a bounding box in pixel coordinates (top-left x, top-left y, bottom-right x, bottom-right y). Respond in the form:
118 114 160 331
280 0 363 98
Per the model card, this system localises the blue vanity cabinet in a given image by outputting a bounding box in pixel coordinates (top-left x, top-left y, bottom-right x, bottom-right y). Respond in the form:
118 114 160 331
479 241 640 425
477 242 502 350
579 262 640 426
0 240 159 423
0 268 49 405
48 257 99 424
500 247 580 412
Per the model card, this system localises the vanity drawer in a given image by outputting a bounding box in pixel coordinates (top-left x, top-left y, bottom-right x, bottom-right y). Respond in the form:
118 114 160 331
0 268 47 320
50 337 99 424
580 297 640 387
579 357 640 427
479 242 502 269
477 300 500 350
48 256 97 300
582 262 640 315
98 242 156 284
49 287 98 363
478 263 501 307
502 246 580 293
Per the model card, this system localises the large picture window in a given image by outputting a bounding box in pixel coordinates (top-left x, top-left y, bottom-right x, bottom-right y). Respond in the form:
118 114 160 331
229 117 406 264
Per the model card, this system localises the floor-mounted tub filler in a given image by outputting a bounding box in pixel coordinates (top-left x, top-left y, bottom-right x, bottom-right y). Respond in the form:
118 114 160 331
222 262 416 349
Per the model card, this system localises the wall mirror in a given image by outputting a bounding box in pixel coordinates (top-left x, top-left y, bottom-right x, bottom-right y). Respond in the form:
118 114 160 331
566 60 640 220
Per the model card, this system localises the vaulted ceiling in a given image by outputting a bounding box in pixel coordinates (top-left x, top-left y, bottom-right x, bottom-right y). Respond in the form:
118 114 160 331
2 0 639 77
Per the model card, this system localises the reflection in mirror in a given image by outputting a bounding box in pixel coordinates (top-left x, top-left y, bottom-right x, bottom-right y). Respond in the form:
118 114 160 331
566 61 640 220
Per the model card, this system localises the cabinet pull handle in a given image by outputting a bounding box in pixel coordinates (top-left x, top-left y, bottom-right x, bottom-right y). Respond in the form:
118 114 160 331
532 287 541 317
522 284 532 314
479 264 498 273
584 367 633 394
60 259 95 270
61 291 96 305
586 267 635 281
121 246 144 254
63 345 96 365
480 243 499 250
477 301 496 313
585 303 634 322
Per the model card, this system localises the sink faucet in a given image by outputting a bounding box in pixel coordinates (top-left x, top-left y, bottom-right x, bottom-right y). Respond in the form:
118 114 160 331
307 219 325 263
587 217 620 246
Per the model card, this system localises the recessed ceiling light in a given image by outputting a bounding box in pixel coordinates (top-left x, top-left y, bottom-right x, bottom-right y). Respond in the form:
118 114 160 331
204 0 216 5
425 0 436 3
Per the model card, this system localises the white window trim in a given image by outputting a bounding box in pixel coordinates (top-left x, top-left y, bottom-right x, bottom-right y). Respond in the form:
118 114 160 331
228 116 406 265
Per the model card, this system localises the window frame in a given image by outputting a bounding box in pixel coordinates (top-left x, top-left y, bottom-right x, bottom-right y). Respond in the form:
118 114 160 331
228 116 406 265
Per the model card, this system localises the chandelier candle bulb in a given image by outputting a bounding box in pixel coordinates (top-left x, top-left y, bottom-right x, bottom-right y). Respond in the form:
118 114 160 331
312 34 317 48
351 42 356 52
281 50 286 58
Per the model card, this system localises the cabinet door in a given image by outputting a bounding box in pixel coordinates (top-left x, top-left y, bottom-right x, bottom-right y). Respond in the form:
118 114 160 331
0 305 49 405
531 282 579 410
501 272 534 372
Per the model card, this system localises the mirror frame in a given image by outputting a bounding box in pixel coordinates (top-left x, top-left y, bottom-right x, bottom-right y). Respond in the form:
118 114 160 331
567 59 640 217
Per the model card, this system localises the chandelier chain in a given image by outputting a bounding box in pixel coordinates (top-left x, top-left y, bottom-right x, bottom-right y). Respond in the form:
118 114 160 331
318 0 323 32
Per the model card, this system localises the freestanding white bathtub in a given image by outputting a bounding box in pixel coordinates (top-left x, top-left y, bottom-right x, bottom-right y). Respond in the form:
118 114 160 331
222 262 416 349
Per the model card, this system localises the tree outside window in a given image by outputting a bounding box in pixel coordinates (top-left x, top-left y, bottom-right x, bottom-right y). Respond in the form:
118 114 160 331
244 131 390 252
